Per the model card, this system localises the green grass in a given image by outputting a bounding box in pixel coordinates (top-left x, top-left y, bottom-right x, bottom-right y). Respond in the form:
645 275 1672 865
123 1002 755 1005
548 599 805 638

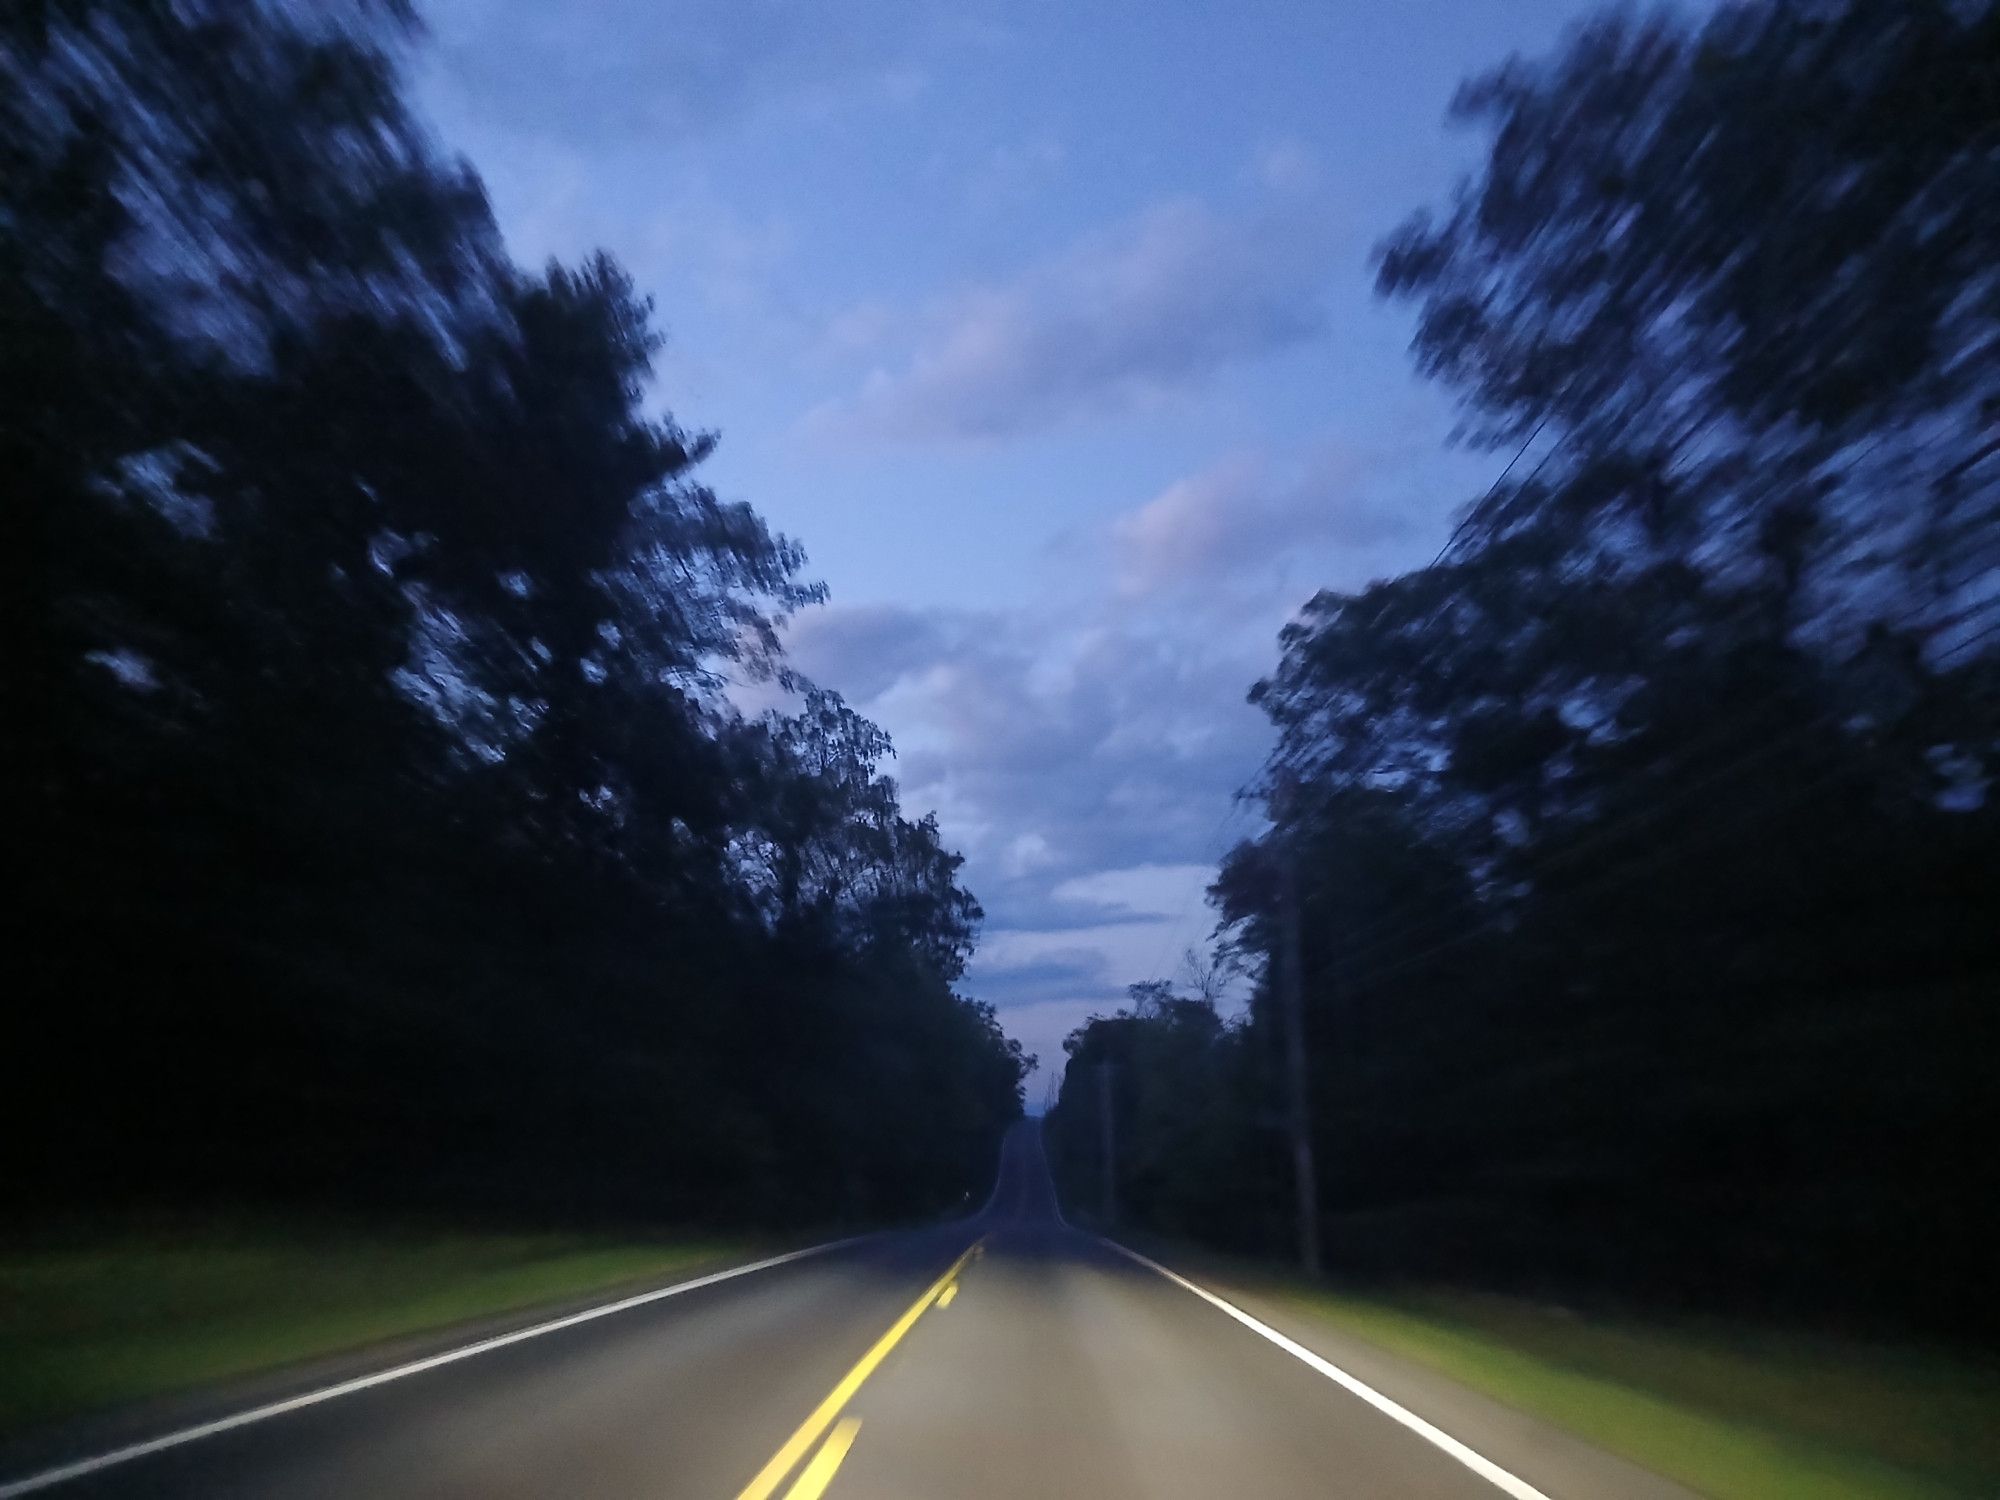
1275 1284 2000 1500
0 1223 745 1436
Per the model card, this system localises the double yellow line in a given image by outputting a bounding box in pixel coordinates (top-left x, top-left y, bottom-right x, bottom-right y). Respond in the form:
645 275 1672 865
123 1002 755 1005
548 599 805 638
733 1237 983 1500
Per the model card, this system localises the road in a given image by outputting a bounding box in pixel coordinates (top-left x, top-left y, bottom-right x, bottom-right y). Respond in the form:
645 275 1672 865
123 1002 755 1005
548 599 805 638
1 1122 1688 1499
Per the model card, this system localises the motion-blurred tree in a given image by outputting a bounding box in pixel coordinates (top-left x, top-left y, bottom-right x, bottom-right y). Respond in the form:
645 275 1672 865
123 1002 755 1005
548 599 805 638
7 0 1023 1230
1048 0 2000 1341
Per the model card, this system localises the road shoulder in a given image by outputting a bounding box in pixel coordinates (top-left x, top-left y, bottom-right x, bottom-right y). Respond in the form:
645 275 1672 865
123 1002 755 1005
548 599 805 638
0 1234 853 1488
1107 1236 1987 1500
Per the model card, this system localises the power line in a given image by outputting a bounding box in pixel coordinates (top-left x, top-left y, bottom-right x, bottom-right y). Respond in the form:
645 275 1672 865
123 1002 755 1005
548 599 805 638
1427 415 1554 570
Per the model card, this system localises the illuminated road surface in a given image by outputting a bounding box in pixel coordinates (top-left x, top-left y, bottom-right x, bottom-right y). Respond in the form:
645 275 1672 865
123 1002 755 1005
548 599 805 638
0 1124 1692 1498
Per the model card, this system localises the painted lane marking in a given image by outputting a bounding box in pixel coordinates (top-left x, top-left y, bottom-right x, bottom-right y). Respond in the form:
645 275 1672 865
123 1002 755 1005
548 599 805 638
937 1282 959 1308
734 1238 982 1500
779 1417 862 1500
1105 1242 1557 1500
0 1237 871 1500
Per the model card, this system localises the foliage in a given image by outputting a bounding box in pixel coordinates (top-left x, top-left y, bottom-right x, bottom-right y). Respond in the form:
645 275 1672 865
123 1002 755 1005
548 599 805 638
1281 1284 1998 1499
5 0 1024 1232
0 1226 742 1435
1049 0 1998 1342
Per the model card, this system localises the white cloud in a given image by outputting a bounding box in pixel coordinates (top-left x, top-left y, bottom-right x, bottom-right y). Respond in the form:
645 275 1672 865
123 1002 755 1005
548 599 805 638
781 592 1271 1082
786 599 1269 874
1111 446 1418 601
805 194 1337 443
781 601 964 701
765 431 1466 1095
1001 832 1058 878
1112 456 1269 596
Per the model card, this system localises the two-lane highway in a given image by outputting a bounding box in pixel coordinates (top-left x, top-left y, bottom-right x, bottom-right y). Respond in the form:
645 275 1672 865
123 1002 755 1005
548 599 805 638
2 1124 1689 1498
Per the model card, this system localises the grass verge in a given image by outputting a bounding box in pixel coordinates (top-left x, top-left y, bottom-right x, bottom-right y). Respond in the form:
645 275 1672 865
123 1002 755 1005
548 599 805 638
0 1223 747 1437
1272 1282 2000 1500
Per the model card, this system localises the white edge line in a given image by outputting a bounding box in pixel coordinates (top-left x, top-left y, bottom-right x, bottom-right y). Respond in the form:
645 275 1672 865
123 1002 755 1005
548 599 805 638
1103 1241 1556 1500
0 1235 869 1499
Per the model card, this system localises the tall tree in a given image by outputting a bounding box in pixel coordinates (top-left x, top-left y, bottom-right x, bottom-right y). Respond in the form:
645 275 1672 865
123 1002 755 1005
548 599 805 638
1050 0 2000 1340
8 0 1024 1228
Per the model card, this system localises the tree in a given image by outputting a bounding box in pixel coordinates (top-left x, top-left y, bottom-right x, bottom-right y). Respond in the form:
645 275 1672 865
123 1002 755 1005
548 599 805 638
7 0 1023 1231
1374 1 1998 651
1054 0 2000 1341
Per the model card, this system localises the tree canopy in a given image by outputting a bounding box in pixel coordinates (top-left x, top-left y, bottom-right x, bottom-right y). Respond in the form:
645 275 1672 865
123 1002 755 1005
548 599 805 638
1048 0 1998 1342
7 0 1026 1231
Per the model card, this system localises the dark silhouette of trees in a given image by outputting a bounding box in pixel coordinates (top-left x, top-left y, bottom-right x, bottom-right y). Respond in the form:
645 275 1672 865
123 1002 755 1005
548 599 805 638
1048 0 1998 1341
7 0 1023 1231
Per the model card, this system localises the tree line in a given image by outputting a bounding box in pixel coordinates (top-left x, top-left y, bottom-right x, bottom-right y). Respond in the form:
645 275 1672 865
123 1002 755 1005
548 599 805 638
1048 0 1999 1342
6 0 1026 1231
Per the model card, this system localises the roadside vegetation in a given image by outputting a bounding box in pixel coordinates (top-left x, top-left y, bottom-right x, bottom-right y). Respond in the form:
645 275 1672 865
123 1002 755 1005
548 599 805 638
0 1224 747 1436
7 0 1026 1264
1050 3 1997 1491
1049 0 1997 1350
1083 1232 2000 1500
1282 1285 2000 1500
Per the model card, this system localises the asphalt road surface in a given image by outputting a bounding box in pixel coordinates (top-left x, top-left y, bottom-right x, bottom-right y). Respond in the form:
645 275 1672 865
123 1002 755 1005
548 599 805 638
1 1123 1690 1499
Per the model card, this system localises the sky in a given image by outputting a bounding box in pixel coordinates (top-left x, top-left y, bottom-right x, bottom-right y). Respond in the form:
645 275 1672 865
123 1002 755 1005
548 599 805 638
413 0 1614 1095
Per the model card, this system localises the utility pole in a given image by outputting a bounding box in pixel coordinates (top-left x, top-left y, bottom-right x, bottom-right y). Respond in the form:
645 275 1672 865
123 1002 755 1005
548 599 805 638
1276 773 1322 1277
1098 1058 1117 1226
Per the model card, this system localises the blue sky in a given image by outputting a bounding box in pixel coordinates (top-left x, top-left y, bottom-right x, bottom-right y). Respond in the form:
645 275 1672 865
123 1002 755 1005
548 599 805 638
414 0 1622 1090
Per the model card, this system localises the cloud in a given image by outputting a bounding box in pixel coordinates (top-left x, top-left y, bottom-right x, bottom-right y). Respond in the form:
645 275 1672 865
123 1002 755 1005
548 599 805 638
784 600 1271 878
806 195 1336 443
779 592 1270 967
1110 446 1416 600
1250 138 1324 195
781 601 966 702
902 621 1266 875
970 947 1123 1006
768 429 1466 1091
976 883 1165 937
418 0 932 149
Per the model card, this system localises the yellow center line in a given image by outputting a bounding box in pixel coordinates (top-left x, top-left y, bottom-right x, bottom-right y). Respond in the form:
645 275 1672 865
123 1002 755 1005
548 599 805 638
778 1418 862 1500
732 1238 982 1500
937 1282 958 1309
